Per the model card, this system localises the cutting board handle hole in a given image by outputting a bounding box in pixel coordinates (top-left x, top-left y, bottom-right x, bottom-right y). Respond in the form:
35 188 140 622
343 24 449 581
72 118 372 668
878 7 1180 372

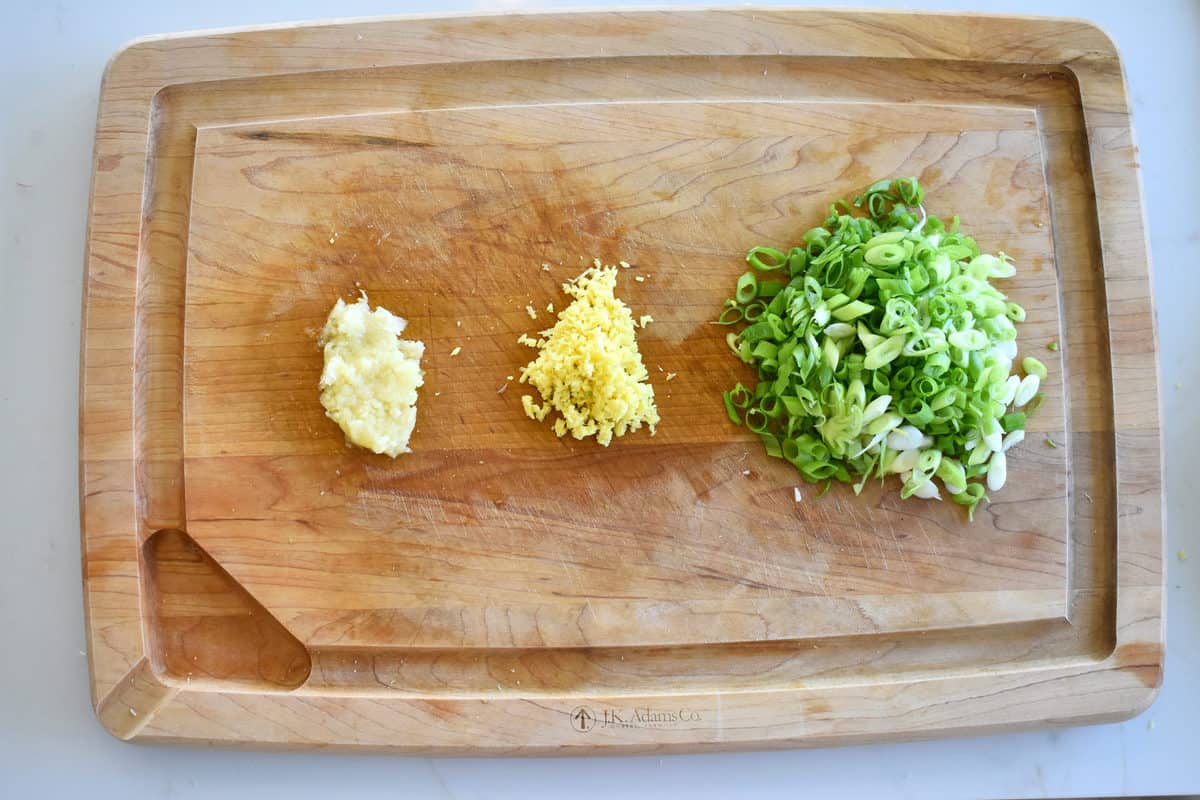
141 528 312 691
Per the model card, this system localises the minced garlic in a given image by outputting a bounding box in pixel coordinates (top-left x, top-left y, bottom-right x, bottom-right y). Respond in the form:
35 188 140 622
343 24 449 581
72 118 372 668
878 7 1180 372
519 266 658 446
319 294 424 457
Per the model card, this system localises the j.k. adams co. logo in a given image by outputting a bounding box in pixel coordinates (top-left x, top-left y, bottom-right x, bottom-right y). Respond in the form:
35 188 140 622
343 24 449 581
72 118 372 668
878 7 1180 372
570 705 702 732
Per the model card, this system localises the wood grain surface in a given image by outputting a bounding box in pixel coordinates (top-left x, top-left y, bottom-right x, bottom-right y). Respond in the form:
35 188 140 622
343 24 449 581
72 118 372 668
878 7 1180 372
80 9 1163 753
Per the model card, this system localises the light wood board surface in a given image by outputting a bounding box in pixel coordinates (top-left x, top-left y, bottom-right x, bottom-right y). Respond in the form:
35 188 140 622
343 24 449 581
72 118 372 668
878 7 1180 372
80 8 1163 753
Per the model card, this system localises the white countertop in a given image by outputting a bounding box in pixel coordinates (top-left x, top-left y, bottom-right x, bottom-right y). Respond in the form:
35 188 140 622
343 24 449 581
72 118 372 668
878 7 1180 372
2 1 1196 797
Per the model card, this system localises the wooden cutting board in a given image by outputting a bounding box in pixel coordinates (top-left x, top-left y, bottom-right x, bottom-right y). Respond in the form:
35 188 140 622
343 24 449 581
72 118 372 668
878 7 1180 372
80 9 1163 754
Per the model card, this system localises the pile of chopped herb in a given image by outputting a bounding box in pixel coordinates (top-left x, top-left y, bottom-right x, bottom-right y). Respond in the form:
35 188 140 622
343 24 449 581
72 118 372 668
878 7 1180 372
719 178 1044 519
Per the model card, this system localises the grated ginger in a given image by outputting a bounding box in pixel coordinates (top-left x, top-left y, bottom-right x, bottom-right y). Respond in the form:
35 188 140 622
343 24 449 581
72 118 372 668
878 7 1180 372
519 266 658 446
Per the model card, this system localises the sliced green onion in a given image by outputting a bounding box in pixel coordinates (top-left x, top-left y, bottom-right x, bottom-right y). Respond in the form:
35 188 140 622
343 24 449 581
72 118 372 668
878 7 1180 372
1013 374 1041 407
747 246 787 271
735 271 758 304
936 457 966 492
730 383 752 409
1001 412 1026 433
1022 357 1047 380
864 334 906 369
892 366 916 389
832 300 874 322
758 395 783 419
1002 429 1025 451
722 391 741 425
895 177 923 206
999 374 1020 406
717 306 744 325
757 280 786 298
910 375 939 399
986 450 1007 491
865 243 907 267
824 322 855 339
865 230 906 248
760 433 783 458
948 329 988 351
787 247 808 276
951 483 987 521
745 408 769 434
718 177 1040 518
